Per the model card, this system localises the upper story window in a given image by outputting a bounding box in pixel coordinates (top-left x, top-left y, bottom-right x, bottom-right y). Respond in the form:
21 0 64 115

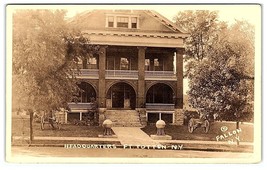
108 16 114 27
117 17 129 28
87 57 97 65
106 15 139 29
145 59 150 71
120 57 129 70
131 17 137 28
154 58 160 67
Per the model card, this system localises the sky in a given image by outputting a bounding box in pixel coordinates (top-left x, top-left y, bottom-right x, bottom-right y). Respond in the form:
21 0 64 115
65 5 260 26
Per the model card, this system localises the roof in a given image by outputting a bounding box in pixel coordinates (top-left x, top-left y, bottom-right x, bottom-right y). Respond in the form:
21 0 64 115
68 9 188 48
145 10 187 34
68 9 188 35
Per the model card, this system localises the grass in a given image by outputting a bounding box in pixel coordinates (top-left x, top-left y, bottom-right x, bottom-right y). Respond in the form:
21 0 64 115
12 117 109 138
141 121 254 142
12 117 254 143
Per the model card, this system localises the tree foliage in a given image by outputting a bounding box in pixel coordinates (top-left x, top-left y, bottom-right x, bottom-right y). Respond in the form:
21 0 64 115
174 10 254 122
188 21 254 122
12 9 99 112
174 10 227 77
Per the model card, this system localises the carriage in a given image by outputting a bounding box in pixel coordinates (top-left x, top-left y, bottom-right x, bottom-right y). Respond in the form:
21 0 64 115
188 117 210 133
184 110 212 133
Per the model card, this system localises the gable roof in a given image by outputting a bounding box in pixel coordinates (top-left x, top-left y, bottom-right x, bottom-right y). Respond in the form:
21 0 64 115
68 9 188 35
144 10 187 34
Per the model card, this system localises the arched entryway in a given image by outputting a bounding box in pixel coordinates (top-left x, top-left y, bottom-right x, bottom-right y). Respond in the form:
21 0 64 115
146 83 175 124
146 83 174 104
75 82 97 103
106 82 136 109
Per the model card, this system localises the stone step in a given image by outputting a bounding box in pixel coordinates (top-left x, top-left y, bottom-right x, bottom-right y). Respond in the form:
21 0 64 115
104 110 142 127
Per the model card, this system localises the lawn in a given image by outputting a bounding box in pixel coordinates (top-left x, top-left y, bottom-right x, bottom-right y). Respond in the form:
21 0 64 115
141 121 254 142
12 117 254 143
12 117 108 138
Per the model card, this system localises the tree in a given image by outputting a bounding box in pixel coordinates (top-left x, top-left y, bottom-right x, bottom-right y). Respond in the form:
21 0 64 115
187 20 254 125
12 9 99 113
174 10 227 77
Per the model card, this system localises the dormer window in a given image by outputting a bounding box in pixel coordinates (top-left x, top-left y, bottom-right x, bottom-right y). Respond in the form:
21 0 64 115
117 17 129 28
108 16 114 27
131 17 137 28
106 15 139 29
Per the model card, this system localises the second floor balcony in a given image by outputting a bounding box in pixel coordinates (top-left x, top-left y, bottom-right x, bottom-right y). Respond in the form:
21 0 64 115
145 71 177 80
73 69 99 79
106 70 138 79
73 69 177 80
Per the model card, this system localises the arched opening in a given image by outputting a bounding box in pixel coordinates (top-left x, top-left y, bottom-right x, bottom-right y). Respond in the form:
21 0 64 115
146 83 174 104
73 82 96 103
106 82 136 109
146 83 175 124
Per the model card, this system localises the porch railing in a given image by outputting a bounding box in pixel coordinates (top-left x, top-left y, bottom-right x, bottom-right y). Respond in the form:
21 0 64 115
145 71 176 80
73 69 99 78
106 70 138 79
72 69 177 80
146 103 175 110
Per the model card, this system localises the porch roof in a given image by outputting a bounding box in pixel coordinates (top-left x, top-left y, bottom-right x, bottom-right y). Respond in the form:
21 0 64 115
82 30 187 48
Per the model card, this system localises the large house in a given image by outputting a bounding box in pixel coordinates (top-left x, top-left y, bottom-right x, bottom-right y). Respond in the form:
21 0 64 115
67 9 188 126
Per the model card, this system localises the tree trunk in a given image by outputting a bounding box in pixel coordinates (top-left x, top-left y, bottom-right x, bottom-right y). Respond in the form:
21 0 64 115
236 121 240 146
29 110 34 144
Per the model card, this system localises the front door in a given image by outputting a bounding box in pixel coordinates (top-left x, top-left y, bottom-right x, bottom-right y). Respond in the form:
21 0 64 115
112 90 124 108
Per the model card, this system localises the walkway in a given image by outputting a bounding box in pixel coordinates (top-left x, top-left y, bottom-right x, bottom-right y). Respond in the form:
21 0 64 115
111 127 159 145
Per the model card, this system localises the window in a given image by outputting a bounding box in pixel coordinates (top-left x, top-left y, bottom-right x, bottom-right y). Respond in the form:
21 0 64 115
108 16 114 27
120 57 129 70
154 58 159 66
145 59 150 71
117 17 129 28
87 57 97 65
106 15 138 29
87 57 97 69
131 17 137 28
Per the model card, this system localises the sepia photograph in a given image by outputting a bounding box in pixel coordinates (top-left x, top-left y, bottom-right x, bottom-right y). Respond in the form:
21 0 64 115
5 4 261 164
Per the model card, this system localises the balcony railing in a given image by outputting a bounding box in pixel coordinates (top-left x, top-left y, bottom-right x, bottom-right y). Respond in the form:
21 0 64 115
145 71 176 80
68 102 96 111
146 103 175 111
72 69 177 80
73 69 99 79
106 70 138 79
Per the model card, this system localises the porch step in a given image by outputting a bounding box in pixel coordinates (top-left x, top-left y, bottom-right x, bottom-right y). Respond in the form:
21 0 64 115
104 110 142 127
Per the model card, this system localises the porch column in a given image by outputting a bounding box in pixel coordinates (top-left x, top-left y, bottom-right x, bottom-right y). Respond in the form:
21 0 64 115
98 46 107 108
175 48 184 109
137 46 146 108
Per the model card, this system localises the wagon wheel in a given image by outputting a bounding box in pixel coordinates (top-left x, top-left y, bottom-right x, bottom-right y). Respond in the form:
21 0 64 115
203 120 210 133
188 118 195 133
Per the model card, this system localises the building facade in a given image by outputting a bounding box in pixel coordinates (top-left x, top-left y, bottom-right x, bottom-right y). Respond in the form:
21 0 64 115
67 9 188 126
